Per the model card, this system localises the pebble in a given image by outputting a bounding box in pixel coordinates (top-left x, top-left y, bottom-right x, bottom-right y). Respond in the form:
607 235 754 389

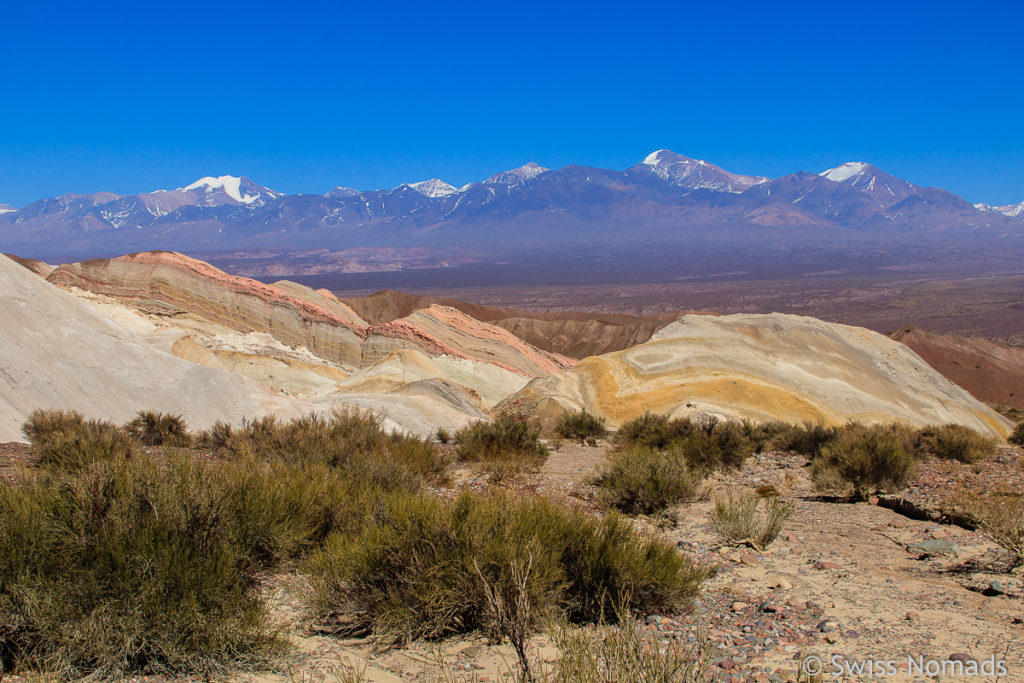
814 561 842 570
740 553 759 566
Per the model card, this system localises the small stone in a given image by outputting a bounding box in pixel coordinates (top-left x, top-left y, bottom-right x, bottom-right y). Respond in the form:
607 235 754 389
646 615 663 625
460 645 482 657
983 580 1005 596
906 539 960 558
814 561 841 571
731 601 749 612
740 553 759 566
949 653 974 663
772 578 793 591
905 611 920 620
817 620 839 633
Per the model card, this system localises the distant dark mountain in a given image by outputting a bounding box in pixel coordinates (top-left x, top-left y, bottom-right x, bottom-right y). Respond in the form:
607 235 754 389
1 153 1021 281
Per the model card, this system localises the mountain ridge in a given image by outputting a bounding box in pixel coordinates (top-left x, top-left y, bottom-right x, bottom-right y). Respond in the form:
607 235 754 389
2 151 1022 277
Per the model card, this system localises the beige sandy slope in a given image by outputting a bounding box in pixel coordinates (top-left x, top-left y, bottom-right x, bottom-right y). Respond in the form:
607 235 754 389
506 313 1012 439
0 255 305 442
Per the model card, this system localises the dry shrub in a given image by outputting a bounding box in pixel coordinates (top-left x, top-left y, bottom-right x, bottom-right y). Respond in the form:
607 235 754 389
199 410 448 486
22 408 138 471
810 424 915 500
953 488 1024 567
770 421 840 458
590 446 707 515
555 409 607 442
614 413 752 470
709 491 793 551
0 453 281 679
124 410 192 447
303 490 712 647
916 424 997 463
546 602 717 682
455 415 548 474
1009 422 1024 447
742 420 794 453
218 456 387 569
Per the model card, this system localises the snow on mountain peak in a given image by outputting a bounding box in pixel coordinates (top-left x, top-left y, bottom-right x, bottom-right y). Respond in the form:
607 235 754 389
404 179 458 198
638 149 764 192
484 162 550 186
182 175 260 204
642 149 670 166
820 162 871 183
0 204 15 215
975 200 1024 219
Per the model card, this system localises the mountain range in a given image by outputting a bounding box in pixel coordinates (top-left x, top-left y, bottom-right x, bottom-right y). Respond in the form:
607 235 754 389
2 151 1022 281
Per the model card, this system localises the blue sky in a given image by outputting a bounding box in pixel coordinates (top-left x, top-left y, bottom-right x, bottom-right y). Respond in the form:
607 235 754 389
1 0 1022 207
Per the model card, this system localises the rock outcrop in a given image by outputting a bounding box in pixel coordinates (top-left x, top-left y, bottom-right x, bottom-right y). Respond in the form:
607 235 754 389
0 254 302 442
889 327 1024 411
342 289 677 358
35 252 572 436
506 313 1012 439
47 251 368 367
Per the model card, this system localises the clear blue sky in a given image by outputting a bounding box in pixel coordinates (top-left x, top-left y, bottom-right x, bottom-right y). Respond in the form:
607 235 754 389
1 0 1022 207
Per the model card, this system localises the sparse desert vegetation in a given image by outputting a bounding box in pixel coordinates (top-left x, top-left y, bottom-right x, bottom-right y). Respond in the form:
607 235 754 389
554 409 607 442
590 445 707 514
615 413 754 470
1 405 1020 680
709 490 795 552
810 423 917 500
915 423 998 463
455 415 549 479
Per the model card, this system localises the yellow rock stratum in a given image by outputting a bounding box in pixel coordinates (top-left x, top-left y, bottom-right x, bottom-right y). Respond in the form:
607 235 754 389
507 314 1012 439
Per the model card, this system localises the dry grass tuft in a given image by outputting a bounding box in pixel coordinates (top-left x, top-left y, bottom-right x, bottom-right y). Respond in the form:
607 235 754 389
709 491 794 552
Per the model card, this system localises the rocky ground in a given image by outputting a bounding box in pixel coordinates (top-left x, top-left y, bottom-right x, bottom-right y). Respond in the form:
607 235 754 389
2 441 1023 682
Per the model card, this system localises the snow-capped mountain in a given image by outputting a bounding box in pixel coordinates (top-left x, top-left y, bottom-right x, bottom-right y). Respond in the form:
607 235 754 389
172 175 281 207
819 162 918 206
401 179 458 198
631 149 767 193
975 200 1024 219
0 204 15 215
1 152 1021 275
484 162 549 187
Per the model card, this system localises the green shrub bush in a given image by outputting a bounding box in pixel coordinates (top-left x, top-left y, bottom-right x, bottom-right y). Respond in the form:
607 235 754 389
218 456 386 569
22 408 138 471
915 424 997 463
303 490 711 646
614 412 678 450
771 421 840 457
0 454 281 678
555 409 607 442
205 410 447 486
455 415 548 472
811 424 916 500
590 446 706 514
614 414 753 470
124 410 192 447
741 420 794 453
